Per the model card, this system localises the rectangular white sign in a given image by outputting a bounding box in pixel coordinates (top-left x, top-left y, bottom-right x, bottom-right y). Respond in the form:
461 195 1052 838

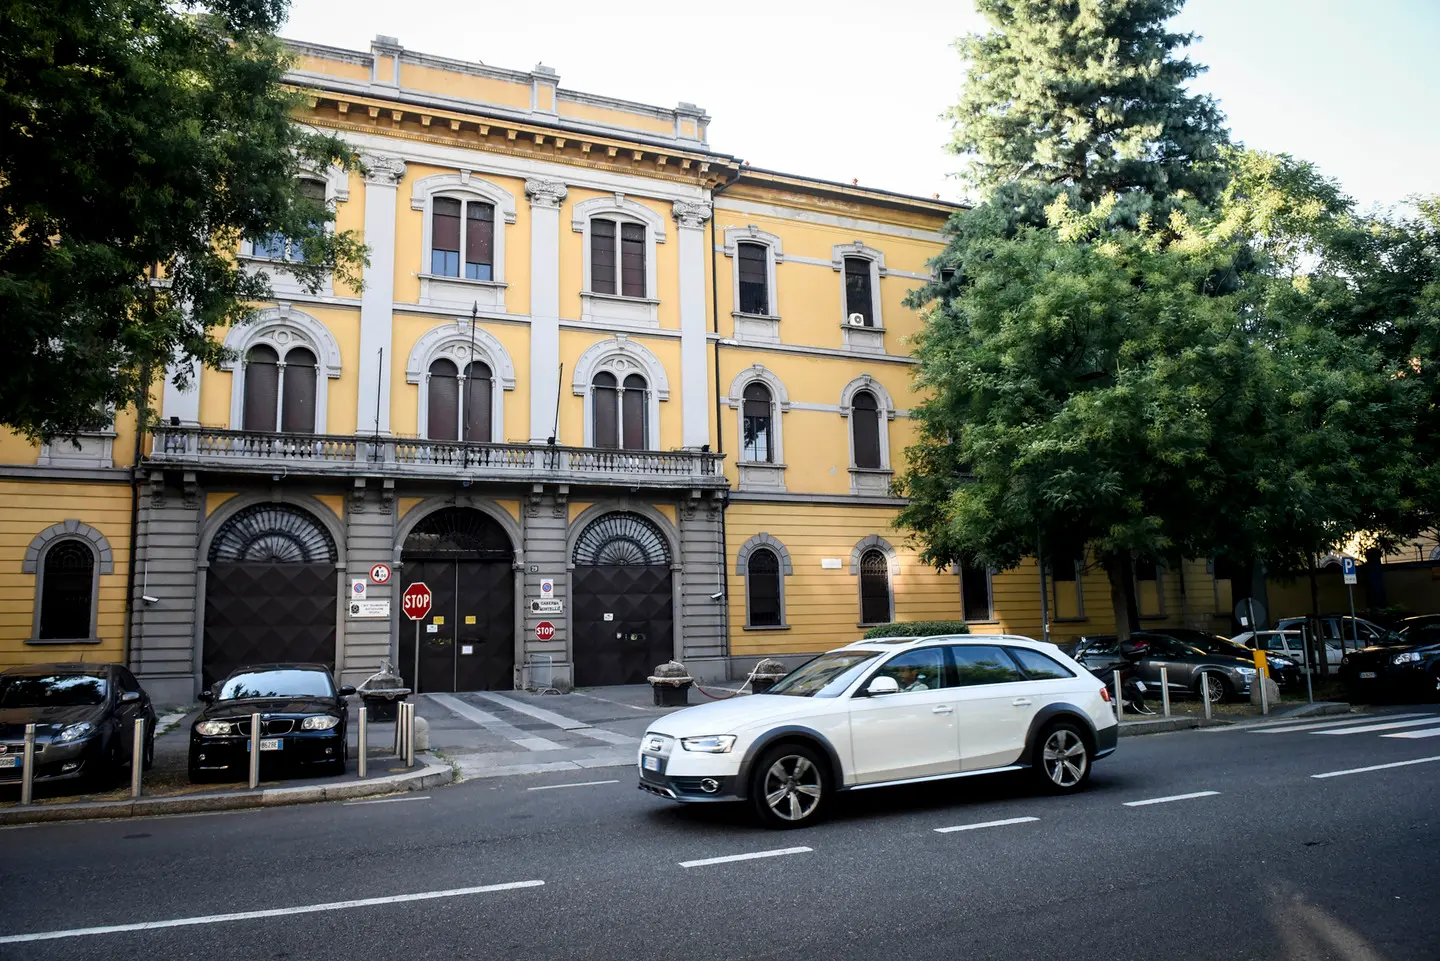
348 600 389 618
539 578 555 598
529 599 563 614
821 558 842 570
350 578 368 600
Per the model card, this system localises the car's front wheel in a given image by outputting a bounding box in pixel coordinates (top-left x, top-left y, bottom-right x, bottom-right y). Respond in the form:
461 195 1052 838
750 742 827 829
1034 722 1091 794
1195 671 1229 705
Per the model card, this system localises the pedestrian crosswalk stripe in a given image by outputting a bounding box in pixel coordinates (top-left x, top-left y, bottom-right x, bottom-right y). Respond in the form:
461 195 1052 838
1381 727 1440 740
1312 717 1440 736
1251 713 1435 734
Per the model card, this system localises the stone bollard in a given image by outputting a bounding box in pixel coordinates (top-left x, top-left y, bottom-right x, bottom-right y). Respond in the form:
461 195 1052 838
648 660 694 707
1249 675 1280 708
749 658 789 695
413 715 430 752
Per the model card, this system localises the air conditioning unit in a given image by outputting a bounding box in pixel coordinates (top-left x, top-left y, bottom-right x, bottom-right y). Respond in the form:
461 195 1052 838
847 312 867 327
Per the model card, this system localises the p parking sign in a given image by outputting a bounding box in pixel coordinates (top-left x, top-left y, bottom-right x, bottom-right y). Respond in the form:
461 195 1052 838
1341 557 1358 585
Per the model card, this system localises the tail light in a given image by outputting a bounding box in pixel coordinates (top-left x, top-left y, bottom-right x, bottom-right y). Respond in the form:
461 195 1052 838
1099 686 1112 703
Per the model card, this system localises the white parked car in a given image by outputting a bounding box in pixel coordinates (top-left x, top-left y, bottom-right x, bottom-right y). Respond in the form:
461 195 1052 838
638 634 1119 828
1233 629 1344 669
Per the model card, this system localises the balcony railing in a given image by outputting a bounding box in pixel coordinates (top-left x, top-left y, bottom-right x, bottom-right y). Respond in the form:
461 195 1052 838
146 426 726 487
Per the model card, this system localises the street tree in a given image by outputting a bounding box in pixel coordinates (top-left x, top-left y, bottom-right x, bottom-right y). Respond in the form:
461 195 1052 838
0 0 367 441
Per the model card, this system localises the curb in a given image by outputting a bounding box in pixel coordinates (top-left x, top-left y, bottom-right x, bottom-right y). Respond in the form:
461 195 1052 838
1265 701 1352 719
1119 717 1233 736
0 755 452 826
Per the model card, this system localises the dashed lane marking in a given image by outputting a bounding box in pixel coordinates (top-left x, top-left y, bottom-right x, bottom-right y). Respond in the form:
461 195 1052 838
1123 790 1221 807
1311 755 1440 779
934 816 1040 834
526 779 621 791
342 795 431 806
679 847 812 868
1382 727 1440 740
0 880 546 944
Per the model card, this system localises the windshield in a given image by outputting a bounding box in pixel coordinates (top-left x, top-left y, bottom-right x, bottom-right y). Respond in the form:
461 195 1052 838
767 652 880 698
0 674 107 709
218 670 332 701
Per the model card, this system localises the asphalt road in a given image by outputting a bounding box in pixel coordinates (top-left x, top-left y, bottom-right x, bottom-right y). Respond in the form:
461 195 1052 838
3 707 1438 961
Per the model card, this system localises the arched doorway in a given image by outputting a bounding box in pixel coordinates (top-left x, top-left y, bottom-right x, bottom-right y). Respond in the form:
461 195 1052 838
571 511 673 686
204 504 338 690
400 507 515 692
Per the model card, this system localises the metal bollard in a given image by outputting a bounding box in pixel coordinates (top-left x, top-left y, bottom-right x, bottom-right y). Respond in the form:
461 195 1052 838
393 702 403 756
404 702 415 768
131 718 145 799
248 712 261 790
21 723 36 806
1201 673 1213 720
358 706 368 779
1259 669 1269 715
1160 667 1172 717
1113 670 1124 720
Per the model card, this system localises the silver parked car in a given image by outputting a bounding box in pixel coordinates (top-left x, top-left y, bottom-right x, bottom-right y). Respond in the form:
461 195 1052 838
1233 630 1343 670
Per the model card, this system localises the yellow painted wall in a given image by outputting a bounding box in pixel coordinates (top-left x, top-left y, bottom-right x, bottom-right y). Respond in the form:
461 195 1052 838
0 481 132 668
390 315 532 441
558 330 681 449
205 492 237 516
0 408 143 468
558 100 672 136
332 168 366 300
295 55 370 83
399 63 532 111
495 499 520 524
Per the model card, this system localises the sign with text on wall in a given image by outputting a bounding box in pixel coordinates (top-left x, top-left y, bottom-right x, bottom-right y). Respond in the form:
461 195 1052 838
351 579 368 599
349 600 390 618
530 599 563 615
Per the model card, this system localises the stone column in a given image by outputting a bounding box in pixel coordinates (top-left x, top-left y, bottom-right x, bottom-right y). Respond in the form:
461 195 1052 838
526 178 567 443
673 200 713 449
356 154 406 436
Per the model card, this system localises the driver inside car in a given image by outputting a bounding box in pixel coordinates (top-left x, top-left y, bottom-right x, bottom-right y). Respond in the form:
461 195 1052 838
893 666 931 692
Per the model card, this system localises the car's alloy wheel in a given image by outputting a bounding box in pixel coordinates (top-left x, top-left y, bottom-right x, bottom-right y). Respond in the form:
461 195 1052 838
1200 672 1227 705
1040 727 1089 790
751 744 826 828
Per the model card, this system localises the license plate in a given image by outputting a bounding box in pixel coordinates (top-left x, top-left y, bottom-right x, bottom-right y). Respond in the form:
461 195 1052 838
642 755 660 772
1135 681 1146 691
259 738 283 751
1359 672 1377 680
0 756 18 769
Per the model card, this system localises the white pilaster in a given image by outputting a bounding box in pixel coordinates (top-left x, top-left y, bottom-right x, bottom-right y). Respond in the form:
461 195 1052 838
673 200 712 449
160 355 202 426
357 154 406 435
527 178 567 442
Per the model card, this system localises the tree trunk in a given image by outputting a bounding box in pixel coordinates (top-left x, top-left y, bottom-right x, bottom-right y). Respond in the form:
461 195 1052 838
1307 552 1328 679
1105 555 1142 640
1362 547 1387 612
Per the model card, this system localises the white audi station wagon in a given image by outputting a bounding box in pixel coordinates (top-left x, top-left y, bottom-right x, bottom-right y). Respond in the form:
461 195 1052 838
638 635 1118 828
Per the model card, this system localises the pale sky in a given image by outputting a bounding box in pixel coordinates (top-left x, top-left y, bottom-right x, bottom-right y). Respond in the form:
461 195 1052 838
281 0 1439 211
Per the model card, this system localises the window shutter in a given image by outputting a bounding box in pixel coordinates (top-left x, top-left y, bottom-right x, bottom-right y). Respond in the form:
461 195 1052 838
620 222 646 297
242 345 280 432
432 198 461 276
592 372 619 448
427 358 460 440
851 390 882 469
747 548 782 627
860 549 891 624
621 373 647 450
39 540 95 639
844 257 873 325
463 361 493 443
591 219 617 295
280 347 317 434
465 202 494 280
742 382 773 463
737 242 769 314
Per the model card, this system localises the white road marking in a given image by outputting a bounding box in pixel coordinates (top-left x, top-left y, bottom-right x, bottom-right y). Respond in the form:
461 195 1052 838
526 779 620 791
1311 755 1440 779
428 693 563 752
472 692 636 745
679 847 812 868
342 795 431 806
934 816 1040 834
569 691 652 712
0 880 545 944
1312 717 1440 736
1252 713 1434 734
1123 790 1221 807
1382 727 1440 740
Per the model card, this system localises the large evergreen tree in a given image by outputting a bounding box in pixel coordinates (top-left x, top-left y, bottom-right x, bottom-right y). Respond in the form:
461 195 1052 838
0 0 367 440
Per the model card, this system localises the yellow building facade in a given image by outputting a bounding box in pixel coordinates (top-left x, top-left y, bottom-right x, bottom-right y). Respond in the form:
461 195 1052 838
0 36 1252 701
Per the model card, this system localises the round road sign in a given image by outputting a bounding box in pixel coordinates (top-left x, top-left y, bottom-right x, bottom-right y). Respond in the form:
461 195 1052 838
535 621 556 641
402 582 433 621
370 563 392 584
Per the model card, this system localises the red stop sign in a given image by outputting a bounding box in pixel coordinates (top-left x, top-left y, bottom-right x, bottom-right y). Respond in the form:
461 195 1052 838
402 582 432 621
535 621 556 641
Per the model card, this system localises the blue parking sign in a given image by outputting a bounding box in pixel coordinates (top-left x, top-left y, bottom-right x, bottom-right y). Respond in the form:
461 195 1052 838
1341 557 1357 584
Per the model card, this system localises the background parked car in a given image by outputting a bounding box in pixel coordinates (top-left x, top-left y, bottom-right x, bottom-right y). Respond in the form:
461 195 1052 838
1152 628 1301 689
1397 615 1440 645
189 663 353 782
0 663 155 789
1234 630 1343 671
1274 615 1404 651
1073 633 1258 703
1340 625 1440 702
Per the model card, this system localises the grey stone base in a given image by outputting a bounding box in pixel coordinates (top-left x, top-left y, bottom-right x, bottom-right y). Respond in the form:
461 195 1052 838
136 673 197 707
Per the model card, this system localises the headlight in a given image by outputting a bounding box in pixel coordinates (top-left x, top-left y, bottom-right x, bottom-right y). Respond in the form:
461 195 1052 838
1342 655 1350 665
1269 657 1294 668
680 735 737 753
196 720 233 736
1236 667 1257 676
55 722 94 743
301 715 340 731
1393 652 1422 665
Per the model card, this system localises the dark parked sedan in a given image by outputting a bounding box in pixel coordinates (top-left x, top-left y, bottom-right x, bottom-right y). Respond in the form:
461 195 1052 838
1074 633 1258 703
1157 628 1302 689
1340 625 1440 702
0 663 156 788
189 664 353 783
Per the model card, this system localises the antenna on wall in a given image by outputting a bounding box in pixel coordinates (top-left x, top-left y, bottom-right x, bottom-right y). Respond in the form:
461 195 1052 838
548 363 563 445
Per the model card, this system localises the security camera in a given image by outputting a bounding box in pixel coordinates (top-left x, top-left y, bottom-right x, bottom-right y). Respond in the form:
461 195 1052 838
141 594 159 604
709 591 724 601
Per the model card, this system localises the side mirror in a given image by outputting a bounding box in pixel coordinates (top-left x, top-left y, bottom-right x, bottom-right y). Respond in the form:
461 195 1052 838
864 675 901 696
338 685 356 697
198 689 214 703
120 690 141 704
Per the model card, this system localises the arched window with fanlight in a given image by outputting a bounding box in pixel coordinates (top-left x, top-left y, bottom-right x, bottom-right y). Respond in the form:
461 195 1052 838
746 547 782 627
425 358 495 442
242 345 280 431
851 389 882 469
38 540 97 640
592 372 648 450
859 548 892 625
742 383 773 463
242 343 320 434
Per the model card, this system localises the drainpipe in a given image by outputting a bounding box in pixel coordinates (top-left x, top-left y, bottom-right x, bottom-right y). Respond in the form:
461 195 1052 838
708 170 739 677
123 362 152 670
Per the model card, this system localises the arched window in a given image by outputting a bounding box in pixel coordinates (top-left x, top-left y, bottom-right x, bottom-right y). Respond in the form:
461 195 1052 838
621 374 648 451
431 196 495 280
746 547 782 627
844 256 874 326
280 347 317 435
427 359 460 441
242 345 280 431
859 548 892 625
464 361 493 443
423 358 495 444
737 241 770 315
39 540 96 639
851 390 882 469
742 382 773 463
593 372 619 448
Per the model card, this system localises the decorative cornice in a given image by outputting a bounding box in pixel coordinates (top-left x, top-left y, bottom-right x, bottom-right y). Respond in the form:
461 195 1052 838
672 200 712 228
525 178 568 209
360 153 407 186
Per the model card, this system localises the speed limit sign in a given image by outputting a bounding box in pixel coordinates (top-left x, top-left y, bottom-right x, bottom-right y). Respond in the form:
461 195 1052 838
370 563 392 584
